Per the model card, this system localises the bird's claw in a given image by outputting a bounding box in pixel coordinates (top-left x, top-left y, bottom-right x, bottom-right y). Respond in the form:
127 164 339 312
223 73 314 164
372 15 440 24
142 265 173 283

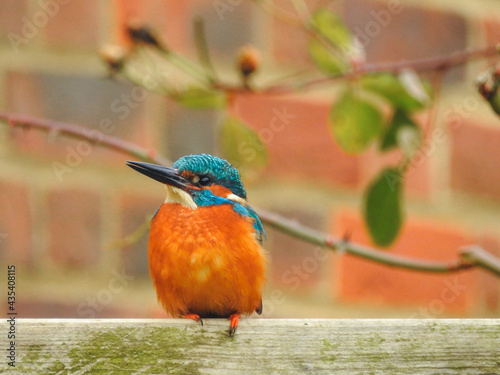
228 313 241 337
183 313 203 326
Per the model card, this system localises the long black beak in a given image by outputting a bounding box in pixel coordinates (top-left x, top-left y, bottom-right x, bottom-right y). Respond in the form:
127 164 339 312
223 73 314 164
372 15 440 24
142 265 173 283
126 161 190 191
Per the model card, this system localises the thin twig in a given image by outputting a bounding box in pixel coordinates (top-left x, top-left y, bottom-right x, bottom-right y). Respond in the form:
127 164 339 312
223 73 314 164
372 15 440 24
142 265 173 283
460 245 500 276
398 69 445 174
208 45 500 95
256 208 484 274
250 2 499 95
265 44 500 94
252 0 304 28
156 48 213 85
193 17 218 83
2 112 499 277
0 113 171 166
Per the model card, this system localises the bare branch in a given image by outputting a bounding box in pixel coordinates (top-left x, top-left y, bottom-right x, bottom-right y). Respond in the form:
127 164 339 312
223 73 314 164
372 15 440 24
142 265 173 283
208 45 500 95
2 112 499 277
265 44 500 94
249 0 500 94
460 245 500 276
0 112 171 166
256 208 492 275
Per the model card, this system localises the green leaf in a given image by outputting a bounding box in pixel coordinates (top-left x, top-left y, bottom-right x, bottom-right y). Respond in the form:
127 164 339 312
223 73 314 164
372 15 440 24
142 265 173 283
487 92 500 116
219 115 268 176
330 89 383 154
397 124 422 158
361 73 431 111
364 167 404 247
175 88 226 109
308 39 347 75
310 9 352 48
399 69 431 105
307 9 352 75
380 109 421 154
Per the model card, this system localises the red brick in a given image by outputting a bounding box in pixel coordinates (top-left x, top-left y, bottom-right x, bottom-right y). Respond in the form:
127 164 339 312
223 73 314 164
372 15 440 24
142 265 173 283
343 0 466 82
164 102 218 160
270 14 308 65
6 70 149 165
119 192 159 276
44 0 101 48
114 0 259 57
360 148 431 197
0 180 32 264
475 234 500 312
47 188 101 266
188 0 258 57
482 17 500 65
113 0 190 52
164 2 191 52
268 209 327 291
333 210 478 313
5 70 47 159
0 0 29 41
270 0 342 65
482 17 500 46
232 94 361 188
5 70 43 116
449 120 500 200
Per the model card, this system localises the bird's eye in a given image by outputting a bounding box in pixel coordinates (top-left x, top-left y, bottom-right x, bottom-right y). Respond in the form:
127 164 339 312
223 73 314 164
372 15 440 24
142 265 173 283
198 175 212 186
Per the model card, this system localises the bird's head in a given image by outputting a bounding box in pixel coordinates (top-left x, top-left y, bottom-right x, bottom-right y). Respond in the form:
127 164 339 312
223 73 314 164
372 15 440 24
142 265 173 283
126 154 246 209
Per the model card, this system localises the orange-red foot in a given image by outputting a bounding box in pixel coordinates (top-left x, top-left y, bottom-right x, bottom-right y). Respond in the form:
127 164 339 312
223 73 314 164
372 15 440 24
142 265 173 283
228 313 241 337
183 313 203 326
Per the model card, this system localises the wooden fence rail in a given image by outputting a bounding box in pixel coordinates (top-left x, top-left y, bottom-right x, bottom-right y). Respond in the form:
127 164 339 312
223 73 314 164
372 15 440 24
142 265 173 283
2 319 499 374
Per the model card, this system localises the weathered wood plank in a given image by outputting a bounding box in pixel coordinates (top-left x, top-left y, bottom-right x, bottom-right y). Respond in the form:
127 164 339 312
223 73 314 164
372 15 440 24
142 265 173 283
3 319 499 374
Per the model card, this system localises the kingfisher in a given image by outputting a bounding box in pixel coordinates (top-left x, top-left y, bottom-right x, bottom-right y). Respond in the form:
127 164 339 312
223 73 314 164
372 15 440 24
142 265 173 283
126 154 266 336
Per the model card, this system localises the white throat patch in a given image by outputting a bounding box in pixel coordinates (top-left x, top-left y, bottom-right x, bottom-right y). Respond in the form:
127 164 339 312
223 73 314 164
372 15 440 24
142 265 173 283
164 186 197 209
226 193 247 205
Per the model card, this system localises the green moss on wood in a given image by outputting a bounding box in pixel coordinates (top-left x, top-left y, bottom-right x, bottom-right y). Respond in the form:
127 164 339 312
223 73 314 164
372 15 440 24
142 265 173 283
20 326 206 374
13 320 500 374
320 339 339 363
22 344 43 364
47 360 66 373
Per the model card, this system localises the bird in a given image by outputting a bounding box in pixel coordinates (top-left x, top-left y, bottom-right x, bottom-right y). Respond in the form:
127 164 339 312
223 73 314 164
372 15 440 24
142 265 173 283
126 154 266 336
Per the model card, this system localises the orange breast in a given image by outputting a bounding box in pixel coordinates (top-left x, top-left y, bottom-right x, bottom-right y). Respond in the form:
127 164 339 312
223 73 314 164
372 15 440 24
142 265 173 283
148 202 266 318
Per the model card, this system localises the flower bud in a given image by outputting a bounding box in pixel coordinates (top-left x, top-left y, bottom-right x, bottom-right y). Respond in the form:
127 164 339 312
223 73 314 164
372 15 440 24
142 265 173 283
476 64 500 116
99 44 128 74
126 22 164 50
237 45 261 78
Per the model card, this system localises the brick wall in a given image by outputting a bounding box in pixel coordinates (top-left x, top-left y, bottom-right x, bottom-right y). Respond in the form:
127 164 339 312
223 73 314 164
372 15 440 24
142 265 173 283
0 0 499 319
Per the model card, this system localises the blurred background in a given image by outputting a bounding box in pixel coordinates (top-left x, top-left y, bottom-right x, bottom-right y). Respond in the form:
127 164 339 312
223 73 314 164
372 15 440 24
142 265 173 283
0 0 499 320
